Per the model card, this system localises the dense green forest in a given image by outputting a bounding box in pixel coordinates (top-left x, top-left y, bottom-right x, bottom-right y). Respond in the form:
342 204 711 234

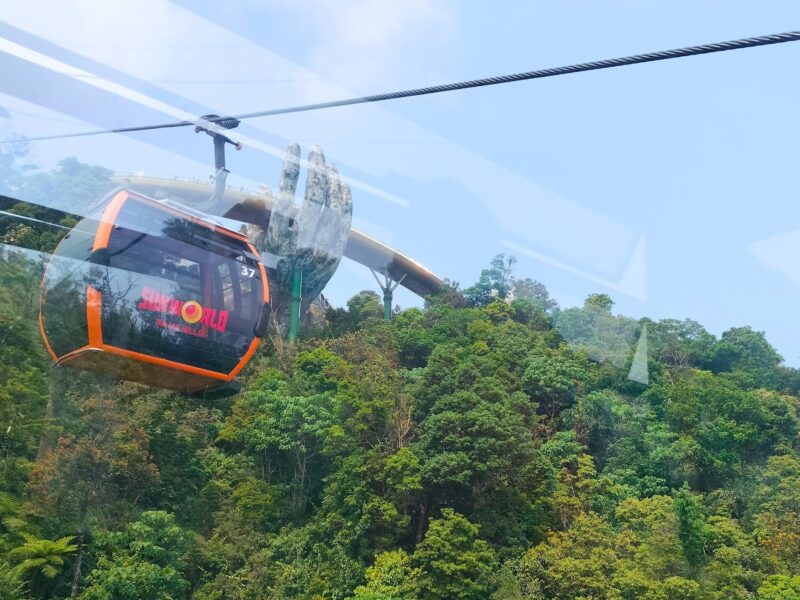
2 159 800 599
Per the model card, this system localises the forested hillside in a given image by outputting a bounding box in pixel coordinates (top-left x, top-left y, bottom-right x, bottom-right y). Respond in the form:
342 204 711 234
2 243 800 599
1 159 799 599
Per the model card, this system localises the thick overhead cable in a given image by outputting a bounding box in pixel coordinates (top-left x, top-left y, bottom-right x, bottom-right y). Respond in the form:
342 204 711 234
3 30 800 144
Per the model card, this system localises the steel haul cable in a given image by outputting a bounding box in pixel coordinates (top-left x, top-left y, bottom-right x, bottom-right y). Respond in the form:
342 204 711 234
2 30 799 144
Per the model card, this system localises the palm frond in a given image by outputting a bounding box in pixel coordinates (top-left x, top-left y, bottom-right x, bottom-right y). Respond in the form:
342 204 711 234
2 516 28 531
40 564 58 579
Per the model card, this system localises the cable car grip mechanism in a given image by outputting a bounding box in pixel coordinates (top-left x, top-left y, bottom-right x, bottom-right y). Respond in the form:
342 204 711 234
194 115 242 212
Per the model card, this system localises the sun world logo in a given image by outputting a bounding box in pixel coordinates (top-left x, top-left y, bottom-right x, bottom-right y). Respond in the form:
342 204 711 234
137 287 229 334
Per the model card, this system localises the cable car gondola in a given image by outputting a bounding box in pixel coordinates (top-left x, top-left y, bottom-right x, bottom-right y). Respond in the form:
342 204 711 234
39 188 270 394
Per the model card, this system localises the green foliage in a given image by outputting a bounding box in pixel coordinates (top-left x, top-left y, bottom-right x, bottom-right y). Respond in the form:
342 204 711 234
758 575 800 599
350 549 420 600
674 485 709 572
648 318 714 369
463 254 516 307
751 453 800 571
412 509 497 600
0 251 48 494
1 157 113 253
0 562 27 600
516 512 620 599
510 278 558 313
327 290 384 336
710 326 782 387
2 237 800 600
7 532 76 597
7 533 76 579
554 295 639 369
393 308 435 367
563 390 632 467
522 352 587 418
79 511 190 600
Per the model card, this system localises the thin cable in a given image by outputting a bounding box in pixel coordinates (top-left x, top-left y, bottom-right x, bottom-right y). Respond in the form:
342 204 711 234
3 30 799 145
0 209 71 229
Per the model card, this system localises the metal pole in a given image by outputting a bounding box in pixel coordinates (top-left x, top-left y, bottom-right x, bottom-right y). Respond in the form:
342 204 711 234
211 135 229 210
289 269 302 341
213 135 227 171
195 115 240 213
383 287 393 320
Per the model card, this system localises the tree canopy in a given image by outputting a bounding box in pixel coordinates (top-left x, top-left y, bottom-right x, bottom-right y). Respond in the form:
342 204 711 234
1 156 799 599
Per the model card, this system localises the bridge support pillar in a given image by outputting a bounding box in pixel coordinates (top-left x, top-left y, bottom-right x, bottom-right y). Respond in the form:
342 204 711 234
371 268 406 320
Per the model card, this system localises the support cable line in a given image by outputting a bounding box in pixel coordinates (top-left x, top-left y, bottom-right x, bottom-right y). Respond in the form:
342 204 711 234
2 29 799 145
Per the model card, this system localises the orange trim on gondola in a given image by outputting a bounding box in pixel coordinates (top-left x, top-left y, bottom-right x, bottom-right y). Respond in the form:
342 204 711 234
56 344 97 365
93 190 129 251
38 310 58 362
97 344 229 381
86 286 103 345
247 241 270 303
54 282 257 383
228 337 260 379
55 284 237 381
56 341 232 382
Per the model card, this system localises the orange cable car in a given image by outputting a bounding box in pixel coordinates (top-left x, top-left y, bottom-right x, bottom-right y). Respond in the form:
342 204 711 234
39 189 270 394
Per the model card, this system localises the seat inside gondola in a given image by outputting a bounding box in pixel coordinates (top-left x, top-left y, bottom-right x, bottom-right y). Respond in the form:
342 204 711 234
39 189 269 393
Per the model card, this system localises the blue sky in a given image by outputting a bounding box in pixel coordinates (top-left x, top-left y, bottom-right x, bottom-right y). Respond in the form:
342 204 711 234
2 1 800 363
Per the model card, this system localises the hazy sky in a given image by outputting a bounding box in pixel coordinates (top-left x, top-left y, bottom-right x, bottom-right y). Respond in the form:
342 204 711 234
2 1 800 363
